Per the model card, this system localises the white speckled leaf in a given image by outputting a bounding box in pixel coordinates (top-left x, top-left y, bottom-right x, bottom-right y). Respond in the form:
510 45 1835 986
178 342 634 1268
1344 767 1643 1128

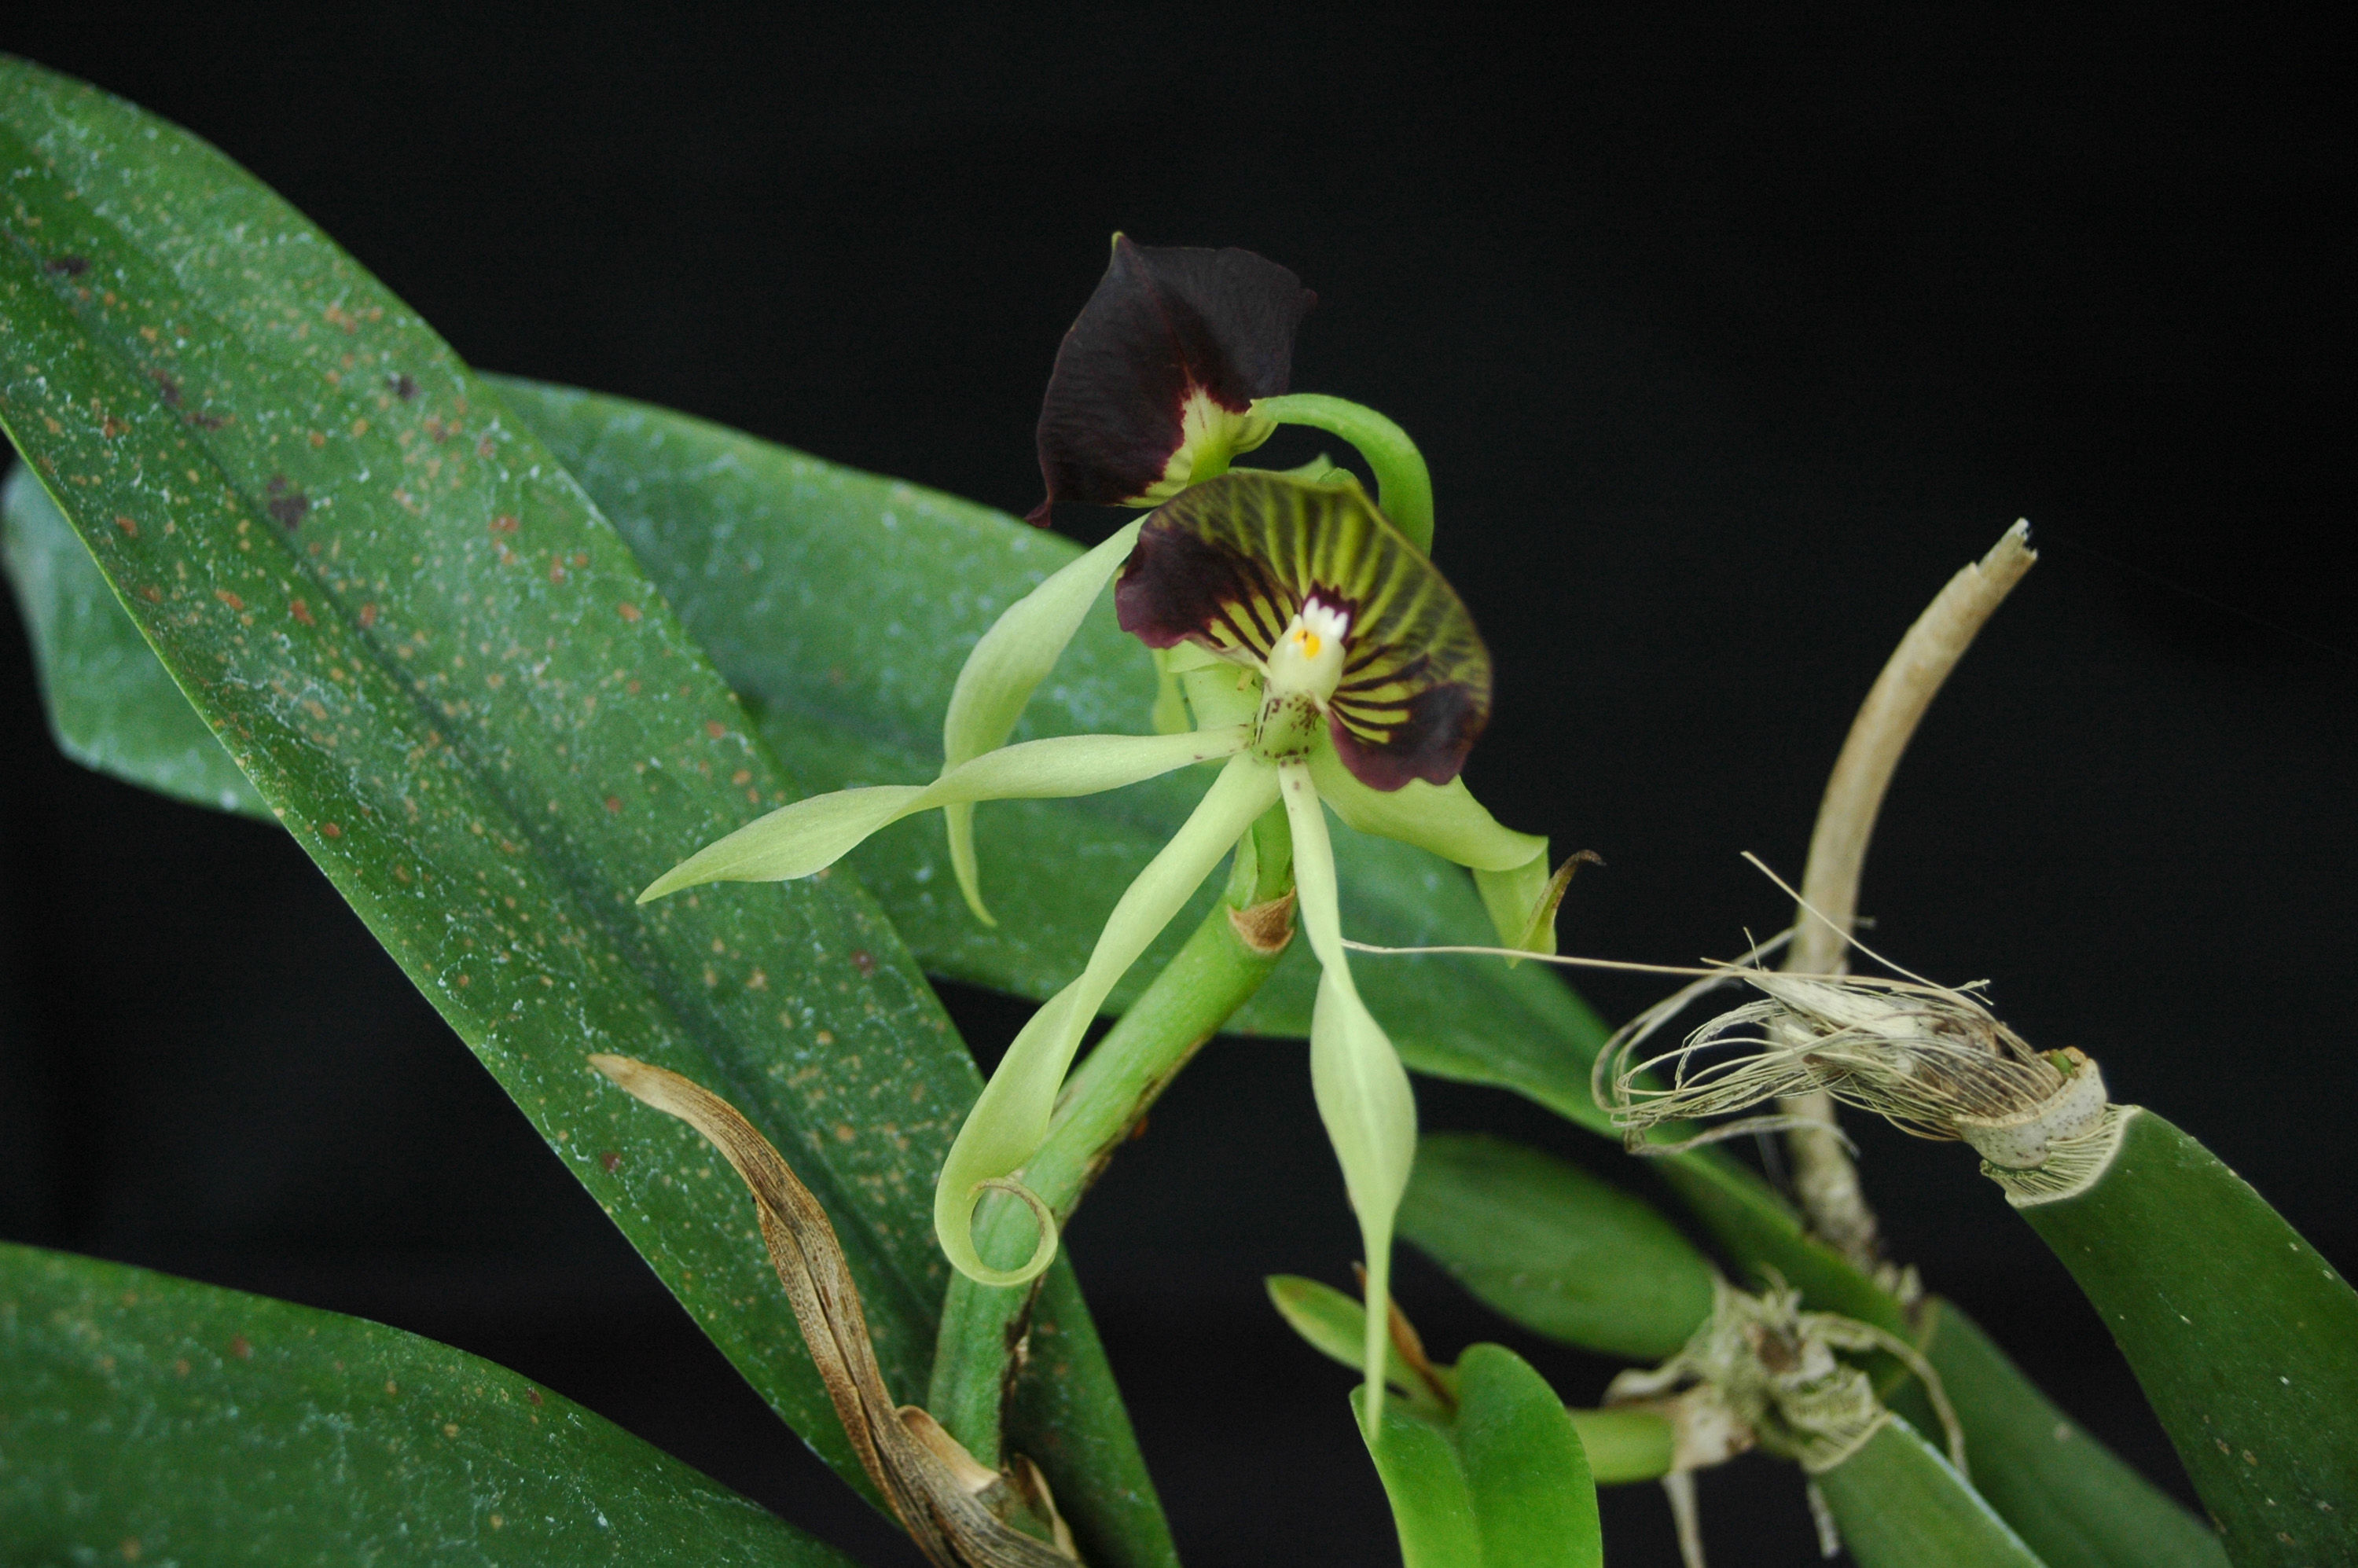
0 56 1004 1515
0 1242 858 1566
3 463 266 814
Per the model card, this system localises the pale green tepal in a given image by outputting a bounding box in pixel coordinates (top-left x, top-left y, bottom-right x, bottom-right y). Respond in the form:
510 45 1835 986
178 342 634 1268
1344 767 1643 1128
640 470 1557 1429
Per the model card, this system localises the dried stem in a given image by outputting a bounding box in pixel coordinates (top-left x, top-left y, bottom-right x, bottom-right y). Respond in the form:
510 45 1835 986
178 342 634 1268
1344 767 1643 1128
588 1055 1078 1567
1782 523 2037 1266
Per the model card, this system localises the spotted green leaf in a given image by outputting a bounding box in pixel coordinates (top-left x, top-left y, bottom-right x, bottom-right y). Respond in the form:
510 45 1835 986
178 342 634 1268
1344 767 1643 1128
0 58 1168 1568
0 1242 856 1566
2007 1110 2355 1567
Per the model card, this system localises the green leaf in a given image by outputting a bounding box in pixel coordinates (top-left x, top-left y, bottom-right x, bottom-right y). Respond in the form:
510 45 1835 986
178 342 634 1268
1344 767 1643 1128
0 62 1169 1565
1266 1274 1435 1408
1353 1344 1603 1568
1813 1416 2047 1568
2 461 265 816
1265 1276 1675 1485
1893 1298 2225 1568
2007 1109 2357 1567
482 375 1619 1129
0 1242 857 1566
1398 1133 1716 1361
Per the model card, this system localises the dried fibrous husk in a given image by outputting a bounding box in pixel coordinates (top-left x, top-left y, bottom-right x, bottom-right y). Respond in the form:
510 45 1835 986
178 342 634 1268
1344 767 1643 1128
1597 960 2115 1183
1608 1276 1963 1480
588 1054 1080 1568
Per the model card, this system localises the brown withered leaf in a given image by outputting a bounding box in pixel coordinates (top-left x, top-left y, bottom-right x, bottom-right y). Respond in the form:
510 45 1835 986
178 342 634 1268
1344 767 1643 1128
588 1054 1080 1567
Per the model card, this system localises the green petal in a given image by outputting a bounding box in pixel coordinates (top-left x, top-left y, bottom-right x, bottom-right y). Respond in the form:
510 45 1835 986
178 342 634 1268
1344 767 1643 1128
942 517 1145 924
641 725 1244 902
1251 393 1436 555
1284 763 1419 1435
1473 850 1560 956
638 784 928 901
1313 970 1418 1441
935 753 1280 1286
1309 745 1544 873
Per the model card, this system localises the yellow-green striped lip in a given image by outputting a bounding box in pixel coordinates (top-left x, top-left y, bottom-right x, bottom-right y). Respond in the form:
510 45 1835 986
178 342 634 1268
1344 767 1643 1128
1116 471 1492 788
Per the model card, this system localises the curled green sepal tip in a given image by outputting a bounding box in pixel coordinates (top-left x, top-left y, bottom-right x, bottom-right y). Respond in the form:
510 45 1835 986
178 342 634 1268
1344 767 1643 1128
932 1174 1061 1290
932 753 1281 1285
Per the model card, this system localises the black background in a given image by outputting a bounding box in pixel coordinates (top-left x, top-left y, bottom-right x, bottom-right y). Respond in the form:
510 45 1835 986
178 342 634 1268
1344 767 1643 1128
2 9 2351 1566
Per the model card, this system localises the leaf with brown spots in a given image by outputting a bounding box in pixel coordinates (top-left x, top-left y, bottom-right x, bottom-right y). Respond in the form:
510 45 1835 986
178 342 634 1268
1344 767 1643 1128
0 59 1171 1567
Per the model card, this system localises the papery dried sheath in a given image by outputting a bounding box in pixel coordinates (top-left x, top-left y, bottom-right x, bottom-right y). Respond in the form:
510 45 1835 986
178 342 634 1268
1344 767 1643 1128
1030 237 1314 520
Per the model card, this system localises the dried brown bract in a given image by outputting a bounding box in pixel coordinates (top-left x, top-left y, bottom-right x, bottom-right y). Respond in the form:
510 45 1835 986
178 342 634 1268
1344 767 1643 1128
588 1054 1080 1568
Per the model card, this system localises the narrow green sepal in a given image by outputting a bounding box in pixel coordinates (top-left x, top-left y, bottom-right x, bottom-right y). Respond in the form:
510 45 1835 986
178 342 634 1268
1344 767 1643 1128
640 725 1245 904
1285 762 1418 1434
933 754 1279 1285
638 784 926 902
1251 393 1436 553
941 516 1145 924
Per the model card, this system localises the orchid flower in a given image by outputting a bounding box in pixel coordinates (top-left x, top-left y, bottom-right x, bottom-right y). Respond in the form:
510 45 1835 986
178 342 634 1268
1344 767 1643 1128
639 241 1564 1427
641 470 1551 1412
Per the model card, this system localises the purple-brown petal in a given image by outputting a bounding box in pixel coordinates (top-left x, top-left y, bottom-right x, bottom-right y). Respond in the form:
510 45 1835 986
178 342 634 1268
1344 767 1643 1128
1117 472 1493 790
1329 679 1488 789
1028 236 1314 523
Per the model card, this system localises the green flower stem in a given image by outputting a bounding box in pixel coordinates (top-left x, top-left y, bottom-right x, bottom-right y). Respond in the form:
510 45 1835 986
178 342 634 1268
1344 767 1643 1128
928 804 1298 1467
1568 1408 1677 1485
1254 393 1435 553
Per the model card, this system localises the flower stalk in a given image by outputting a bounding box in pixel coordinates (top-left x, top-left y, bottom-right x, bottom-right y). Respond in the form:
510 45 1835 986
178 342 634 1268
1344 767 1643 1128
1779 520 2037 1269
928 802 1298 1463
